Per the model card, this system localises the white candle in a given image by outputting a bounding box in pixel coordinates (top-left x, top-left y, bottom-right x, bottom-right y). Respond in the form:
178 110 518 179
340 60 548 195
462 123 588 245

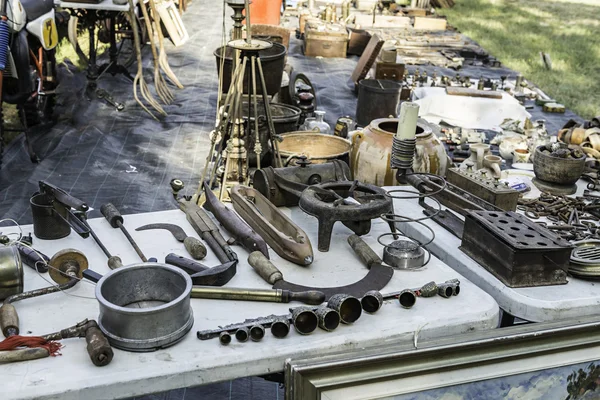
396 102 420 140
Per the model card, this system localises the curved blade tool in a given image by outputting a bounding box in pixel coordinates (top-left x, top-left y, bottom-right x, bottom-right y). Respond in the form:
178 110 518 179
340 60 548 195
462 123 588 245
136 223 207 260
272 263 393 300
137 223 187 241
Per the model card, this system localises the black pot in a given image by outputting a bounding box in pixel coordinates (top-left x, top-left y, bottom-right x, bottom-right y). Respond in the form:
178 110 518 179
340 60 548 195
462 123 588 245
356 79 403 127
214 42 287 95
242 102 301 166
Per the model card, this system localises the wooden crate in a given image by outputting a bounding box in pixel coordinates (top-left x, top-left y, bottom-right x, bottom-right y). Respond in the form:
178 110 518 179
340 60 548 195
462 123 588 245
303 22 348 58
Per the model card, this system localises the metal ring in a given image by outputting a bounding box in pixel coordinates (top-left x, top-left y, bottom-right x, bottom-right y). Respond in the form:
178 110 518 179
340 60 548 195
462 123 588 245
524 210 539 219
378 216 436 248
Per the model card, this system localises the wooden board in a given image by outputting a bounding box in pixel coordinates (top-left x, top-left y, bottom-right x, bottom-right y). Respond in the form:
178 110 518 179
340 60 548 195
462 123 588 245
355 14 411 28
351 34 385 91
400 8 428 17
446 87 503 99
413 17 448 31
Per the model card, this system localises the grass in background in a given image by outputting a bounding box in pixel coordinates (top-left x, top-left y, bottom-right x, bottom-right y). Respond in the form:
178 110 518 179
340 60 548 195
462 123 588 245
437 0 600 120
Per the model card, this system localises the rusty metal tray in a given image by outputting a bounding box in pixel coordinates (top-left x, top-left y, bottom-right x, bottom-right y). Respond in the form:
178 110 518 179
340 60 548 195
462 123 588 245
466 211 571 250
460 211 572 287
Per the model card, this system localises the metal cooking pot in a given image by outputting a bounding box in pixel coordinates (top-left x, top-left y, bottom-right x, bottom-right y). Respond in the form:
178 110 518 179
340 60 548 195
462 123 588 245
95 263 193 352
279 132 352 166
0 246 22 301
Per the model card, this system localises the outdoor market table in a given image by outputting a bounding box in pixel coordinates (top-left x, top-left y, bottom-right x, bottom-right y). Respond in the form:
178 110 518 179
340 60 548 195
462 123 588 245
386 179 600 325
55 0 133 12
0 202 499 400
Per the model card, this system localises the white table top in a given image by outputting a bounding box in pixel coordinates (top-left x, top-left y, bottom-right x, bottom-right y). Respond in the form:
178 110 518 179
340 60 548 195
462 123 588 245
385 179 600 323
55 0 135 12
0 205 498 400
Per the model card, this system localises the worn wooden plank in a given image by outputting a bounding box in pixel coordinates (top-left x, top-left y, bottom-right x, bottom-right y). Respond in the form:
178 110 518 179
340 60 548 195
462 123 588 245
351 33 385 90
413 17 448 31
355 14 412 28
446 87 503 99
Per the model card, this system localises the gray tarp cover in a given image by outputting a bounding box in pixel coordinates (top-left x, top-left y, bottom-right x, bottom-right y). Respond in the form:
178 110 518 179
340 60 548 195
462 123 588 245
0 1 579 225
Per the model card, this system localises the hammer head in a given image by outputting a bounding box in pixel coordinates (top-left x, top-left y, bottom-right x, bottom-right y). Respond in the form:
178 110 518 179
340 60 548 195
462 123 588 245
190 260 237 286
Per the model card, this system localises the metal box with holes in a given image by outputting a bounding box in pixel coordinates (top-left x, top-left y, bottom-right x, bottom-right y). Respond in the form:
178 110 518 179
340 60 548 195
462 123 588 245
460 211 572 288
446 168 519 211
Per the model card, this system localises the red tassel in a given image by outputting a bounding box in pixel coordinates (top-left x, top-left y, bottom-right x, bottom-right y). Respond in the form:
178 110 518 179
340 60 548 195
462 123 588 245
0 336 63 356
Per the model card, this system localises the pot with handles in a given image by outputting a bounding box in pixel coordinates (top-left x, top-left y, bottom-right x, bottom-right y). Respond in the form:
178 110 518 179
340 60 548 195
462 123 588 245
350 118 450 186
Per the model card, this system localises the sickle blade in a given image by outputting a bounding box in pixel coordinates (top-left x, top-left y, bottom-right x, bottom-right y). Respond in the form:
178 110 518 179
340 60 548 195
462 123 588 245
136 223 187 242
272 263 394 301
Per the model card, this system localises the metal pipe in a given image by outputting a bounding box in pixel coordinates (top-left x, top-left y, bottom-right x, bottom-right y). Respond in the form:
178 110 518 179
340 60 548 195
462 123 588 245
190 286 325 305
256 58 283 167
244 0 252 43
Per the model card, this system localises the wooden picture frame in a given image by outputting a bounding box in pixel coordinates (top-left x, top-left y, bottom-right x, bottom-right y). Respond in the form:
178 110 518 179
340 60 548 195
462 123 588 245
285 316 600 399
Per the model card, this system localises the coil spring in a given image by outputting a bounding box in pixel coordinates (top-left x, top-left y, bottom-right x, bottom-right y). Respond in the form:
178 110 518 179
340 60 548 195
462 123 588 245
0 20 9 71
380 166 448 268
390 137 416 170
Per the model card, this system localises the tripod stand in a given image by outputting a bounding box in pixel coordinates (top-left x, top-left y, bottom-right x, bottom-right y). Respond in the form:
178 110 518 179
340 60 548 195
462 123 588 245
201 38 284 202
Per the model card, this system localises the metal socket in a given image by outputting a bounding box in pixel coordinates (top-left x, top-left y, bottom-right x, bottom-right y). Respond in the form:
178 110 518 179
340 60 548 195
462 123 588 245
250 325 265 341
95 263 194 352
361 290 383 313
398 289 417 309
315 307 340 331
219 331 232 345
437 284 454 298
291 307 318 335
271 318 290 338
327 294 362 324
453 285 461 296
446 279 461 296
235 327 249 342
417 281 438 297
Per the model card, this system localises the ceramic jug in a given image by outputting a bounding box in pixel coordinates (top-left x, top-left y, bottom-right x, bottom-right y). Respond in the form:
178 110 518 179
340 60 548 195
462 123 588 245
351 118 450 186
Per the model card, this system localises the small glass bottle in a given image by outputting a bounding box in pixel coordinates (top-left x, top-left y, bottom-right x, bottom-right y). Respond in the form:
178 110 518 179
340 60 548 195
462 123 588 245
306 110 331 134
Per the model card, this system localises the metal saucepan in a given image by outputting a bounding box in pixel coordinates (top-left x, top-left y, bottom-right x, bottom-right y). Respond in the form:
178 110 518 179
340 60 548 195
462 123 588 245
95 263 193 352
